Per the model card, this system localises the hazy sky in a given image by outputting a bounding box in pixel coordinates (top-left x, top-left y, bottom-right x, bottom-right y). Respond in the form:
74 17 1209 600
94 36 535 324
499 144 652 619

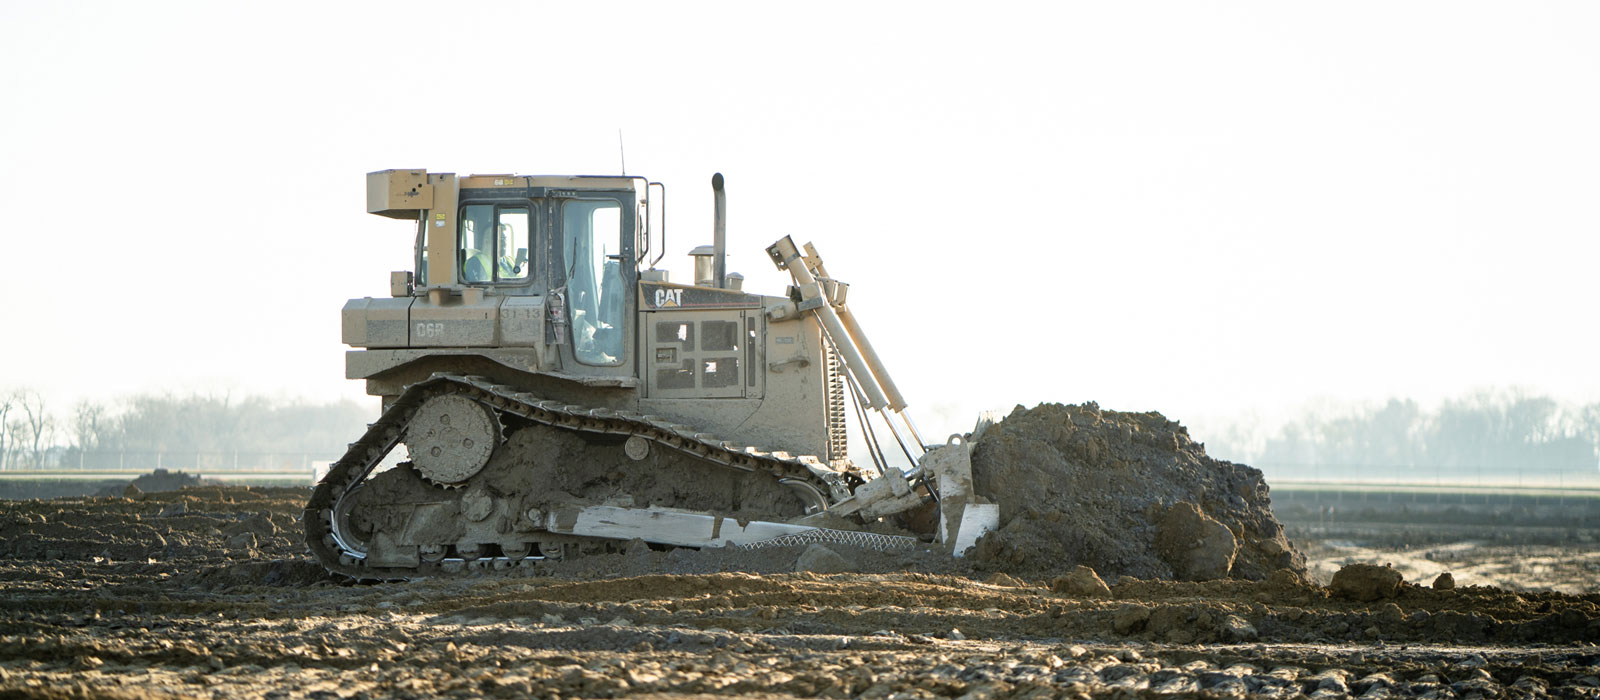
2 2 1596 445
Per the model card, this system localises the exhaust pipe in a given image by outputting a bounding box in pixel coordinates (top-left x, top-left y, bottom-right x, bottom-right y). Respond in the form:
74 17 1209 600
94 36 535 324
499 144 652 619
712 172 726 288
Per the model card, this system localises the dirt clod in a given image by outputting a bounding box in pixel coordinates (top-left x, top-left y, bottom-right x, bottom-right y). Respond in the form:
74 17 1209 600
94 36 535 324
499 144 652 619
983 572 1027 588
226 531 258 550
1330 563 1404 601
1434 571 1456 590
794 544 854 574
1155 501 1238 580
1112 604 1151 633
1219 613 1258 641
1268 566 1314 589
1051 565 1111 597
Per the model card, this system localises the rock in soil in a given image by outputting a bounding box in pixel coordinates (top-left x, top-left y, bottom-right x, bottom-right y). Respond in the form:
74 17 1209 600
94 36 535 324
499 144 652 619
1051 565 1111 597
984 572 1027 587
226 531 258 551
1112 604 1151 633
1219 613 1259 641
1155 501 1238 580
794 544 854 574
1330 562 1404 601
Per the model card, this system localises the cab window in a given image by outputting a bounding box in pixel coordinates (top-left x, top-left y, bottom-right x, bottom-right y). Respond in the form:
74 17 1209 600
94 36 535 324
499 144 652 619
414 217 428 287
459 204 531 283
563 199 624 365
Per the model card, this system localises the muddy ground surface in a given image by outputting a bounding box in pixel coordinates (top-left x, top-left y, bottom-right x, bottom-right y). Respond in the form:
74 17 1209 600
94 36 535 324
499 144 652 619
1 486 1598 699
1277 497 1600 597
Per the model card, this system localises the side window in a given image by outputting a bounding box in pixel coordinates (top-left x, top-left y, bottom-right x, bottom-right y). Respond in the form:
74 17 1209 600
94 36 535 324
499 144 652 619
414 217 428 287
459 203 532 284
496 208 529 281
460 204 494 283
563 200 624 365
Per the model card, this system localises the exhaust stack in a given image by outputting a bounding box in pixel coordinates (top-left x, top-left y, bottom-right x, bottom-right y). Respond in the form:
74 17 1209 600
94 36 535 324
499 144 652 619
712 172 727 288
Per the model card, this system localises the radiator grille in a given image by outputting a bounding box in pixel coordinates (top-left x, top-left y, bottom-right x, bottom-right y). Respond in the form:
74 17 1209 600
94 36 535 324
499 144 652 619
823 339 848 465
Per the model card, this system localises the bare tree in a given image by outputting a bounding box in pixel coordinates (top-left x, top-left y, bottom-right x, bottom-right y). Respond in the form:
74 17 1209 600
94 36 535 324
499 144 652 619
72 400 107 452
17 391 54 469
0 389 375 470
0 391 13 469
3 419 25 470
1583 402 1600 471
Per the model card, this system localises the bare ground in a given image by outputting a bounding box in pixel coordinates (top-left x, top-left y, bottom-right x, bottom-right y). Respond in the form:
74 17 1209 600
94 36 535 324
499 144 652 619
1298 538 1600 596
0 487 1598 699
1278 500 1600 596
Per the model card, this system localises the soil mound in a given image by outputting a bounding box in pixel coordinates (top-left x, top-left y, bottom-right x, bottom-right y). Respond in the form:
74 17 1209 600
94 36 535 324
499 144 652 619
968 402 1303 581
128 468 209 493
92 468 212 497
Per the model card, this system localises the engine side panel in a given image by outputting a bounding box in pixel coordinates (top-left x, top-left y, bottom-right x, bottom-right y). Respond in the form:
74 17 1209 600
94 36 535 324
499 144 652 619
342 294 543 350
342 298 412 348
409 294 501 347
639 310 831 460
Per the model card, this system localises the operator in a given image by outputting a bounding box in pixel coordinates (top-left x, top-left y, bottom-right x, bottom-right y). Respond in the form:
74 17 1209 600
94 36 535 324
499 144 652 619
497 222 526 279
461 249 492 283
458 215 493 283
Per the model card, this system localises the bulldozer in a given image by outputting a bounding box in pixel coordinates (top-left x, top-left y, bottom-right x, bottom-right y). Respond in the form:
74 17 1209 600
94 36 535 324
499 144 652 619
306 169 997 579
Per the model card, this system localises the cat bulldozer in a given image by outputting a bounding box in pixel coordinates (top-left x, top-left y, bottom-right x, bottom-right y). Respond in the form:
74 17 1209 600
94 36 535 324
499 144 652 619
307 169 997 579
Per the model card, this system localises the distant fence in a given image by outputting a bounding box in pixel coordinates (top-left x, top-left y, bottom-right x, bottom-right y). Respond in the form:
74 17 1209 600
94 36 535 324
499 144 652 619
0 451 342 473
1257 462 1600 491
3 453 1596 491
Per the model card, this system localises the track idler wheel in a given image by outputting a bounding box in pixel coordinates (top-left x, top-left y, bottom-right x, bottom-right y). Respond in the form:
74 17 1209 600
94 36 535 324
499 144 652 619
405 394 499 487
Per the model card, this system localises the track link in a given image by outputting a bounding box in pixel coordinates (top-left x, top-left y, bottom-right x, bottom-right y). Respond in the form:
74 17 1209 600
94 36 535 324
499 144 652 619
304 373 862 580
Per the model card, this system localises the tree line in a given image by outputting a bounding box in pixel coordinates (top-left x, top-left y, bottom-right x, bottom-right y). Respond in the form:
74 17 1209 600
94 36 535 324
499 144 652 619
1204 390 1600 478
0 389 373 470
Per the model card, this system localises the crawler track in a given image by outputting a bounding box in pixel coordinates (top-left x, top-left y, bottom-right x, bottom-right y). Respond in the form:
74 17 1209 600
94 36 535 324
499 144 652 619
304 373 863 580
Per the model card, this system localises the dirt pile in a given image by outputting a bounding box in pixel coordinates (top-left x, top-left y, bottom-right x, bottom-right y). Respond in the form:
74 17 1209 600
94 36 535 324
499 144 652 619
968 402 1303 581
127 468 210 493
90 468 213 498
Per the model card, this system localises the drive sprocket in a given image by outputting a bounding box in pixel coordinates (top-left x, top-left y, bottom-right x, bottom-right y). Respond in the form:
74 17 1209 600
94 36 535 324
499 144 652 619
404 394 499 488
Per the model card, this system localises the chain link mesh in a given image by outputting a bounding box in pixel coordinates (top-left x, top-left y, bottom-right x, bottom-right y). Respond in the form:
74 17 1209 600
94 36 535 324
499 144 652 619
736 527 918 552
